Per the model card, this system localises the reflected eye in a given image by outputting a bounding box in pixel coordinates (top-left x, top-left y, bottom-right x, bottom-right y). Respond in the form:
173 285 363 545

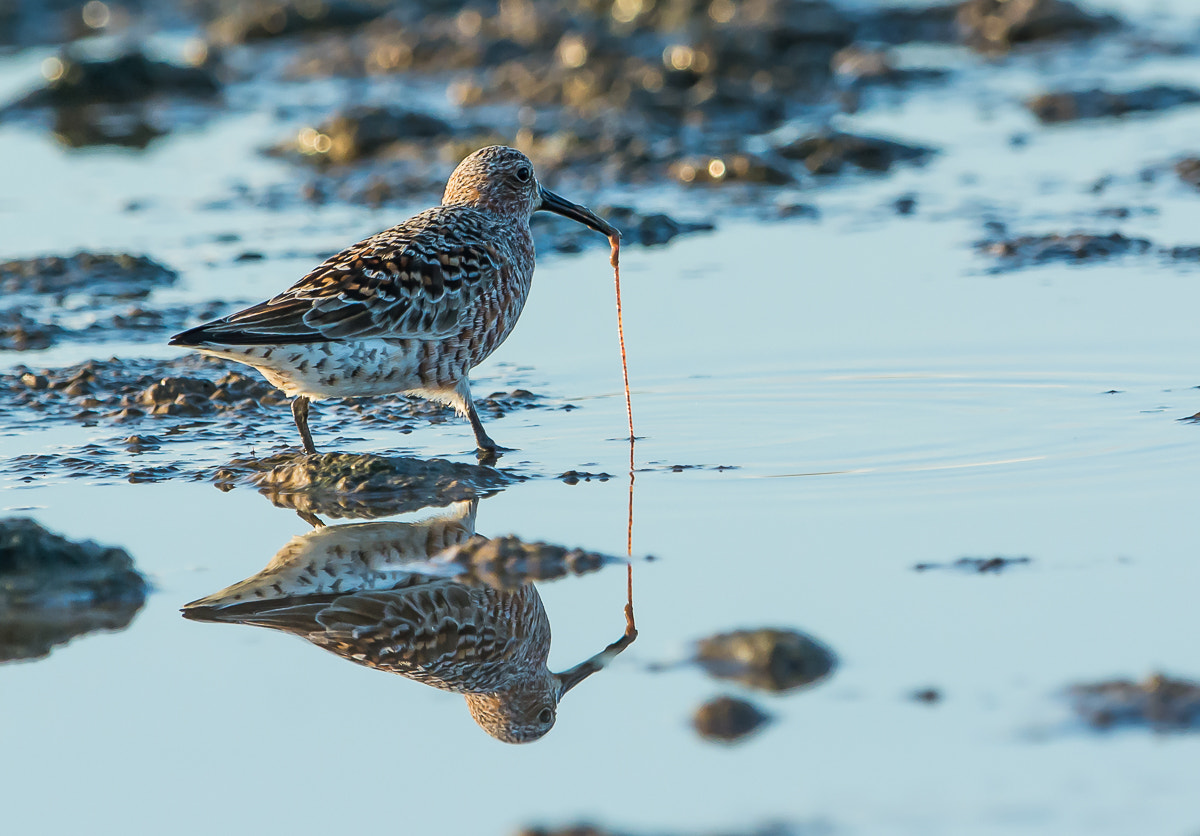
515 165 532 182
538 708 553 724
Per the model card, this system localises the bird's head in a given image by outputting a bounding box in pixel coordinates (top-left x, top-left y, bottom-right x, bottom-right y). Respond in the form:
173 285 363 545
443 145 619 238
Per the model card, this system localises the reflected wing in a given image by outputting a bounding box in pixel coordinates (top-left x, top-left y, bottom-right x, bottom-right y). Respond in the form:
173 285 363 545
171 208 502 346
185 582 530 675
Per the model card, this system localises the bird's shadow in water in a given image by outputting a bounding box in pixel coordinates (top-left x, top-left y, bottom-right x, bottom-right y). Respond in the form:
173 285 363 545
181 497 637 743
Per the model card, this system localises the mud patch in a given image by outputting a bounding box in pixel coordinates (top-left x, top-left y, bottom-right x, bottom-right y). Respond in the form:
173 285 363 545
2 49 222 149
1068 673 1200 731
213 452 520 519
207 0 386 45
0 355 567 432
689 628 837 694
1027 86 1200 124
422 534 624 588
776 129 935 175
271 105 454 166
977 232 1152 269
957 0 1118 52
914 556 1031 573
0 252 178 298
0 517 147 663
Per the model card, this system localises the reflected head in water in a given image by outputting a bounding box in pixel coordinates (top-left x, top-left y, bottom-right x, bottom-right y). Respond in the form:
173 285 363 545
182 501 636 743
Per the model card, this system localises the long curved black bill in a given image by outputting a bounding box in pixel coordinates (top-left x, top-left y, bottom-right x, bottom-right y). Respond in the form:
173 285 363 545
539 187 620 239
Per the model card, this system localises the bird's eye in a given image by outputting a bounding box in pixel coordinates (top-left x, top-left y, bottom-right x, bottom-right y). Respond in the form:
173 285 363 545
538 708 553 724
515 165 532 182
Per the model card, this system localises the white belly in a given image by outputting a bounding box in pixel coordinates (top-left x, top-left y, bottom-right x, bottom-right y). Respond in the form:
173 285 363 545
195 340 446 400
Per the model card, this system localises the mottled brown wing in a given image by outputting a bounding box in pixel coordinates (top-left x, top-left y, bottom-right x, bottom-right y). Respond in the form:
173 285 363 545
173 208 501 346
314 584 522 675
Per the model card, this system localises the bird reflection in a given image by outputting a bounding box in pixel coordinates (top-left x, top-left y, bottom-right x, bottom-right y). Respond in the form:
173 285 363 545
182 500 636 743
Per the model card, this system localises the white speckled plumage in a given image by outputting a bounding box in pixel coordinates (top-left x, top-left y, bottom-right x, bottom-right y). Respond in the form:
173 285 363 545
170 145 619 455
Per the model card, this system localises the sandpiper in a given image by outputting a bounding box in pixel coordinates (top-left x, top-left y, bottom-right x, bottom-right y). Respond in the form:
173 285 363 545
170 145 619 456
183 501 637 743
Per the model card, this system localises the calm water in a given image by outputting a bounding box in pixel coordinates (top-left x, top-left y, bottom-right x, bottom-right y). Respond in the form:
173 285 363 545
3 3 1200 834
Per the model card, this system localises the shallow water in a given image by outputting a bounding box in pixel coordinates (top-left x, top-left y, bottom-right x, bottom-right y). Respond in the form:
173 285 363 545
3 3 1200 835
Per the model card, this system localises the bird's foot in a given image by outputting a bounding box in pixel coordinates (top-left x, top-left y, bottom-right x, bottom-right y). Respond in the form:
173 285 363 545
476 443 515 466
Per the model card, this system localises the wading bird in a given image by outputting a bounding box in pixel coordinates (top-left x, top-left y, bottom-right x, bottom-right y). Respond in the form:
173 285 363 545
170 146 619 457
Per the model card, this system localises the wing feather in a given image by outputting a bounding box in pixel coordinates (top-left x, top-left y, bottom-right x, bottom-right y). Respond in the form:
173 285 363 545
170 208 503 347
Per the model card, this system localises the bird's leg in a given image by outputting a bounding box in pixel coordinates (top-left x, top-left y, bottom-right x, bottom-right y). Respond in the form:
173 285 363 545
453 379 506 461
291 396 317 455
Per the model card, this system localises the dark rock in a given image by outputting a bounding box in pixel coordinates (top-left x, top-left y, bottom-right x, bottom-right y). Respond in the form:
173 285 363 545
208 0 387 45
692 695 772 743
776 129 934 174
693 628 837 693
1027 86 1200 124
279 105 454 166
957 0 1118 52
216 453 519 519
911 687 942 703
0 252 177 298
914 556 1031 573
0 517 147 663
977 232 1152 267
6 50 219 110
1069 673 1200 731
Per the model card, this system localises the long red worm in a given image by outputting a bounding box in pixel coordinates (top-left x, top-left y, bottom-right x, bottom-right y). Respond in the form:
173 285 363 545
609 234 637 635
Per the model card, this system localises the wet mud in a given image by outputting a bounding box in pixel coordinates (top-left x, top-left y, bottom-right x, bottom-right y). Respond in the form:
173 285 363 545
0 517 147 663
0 355 566 479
